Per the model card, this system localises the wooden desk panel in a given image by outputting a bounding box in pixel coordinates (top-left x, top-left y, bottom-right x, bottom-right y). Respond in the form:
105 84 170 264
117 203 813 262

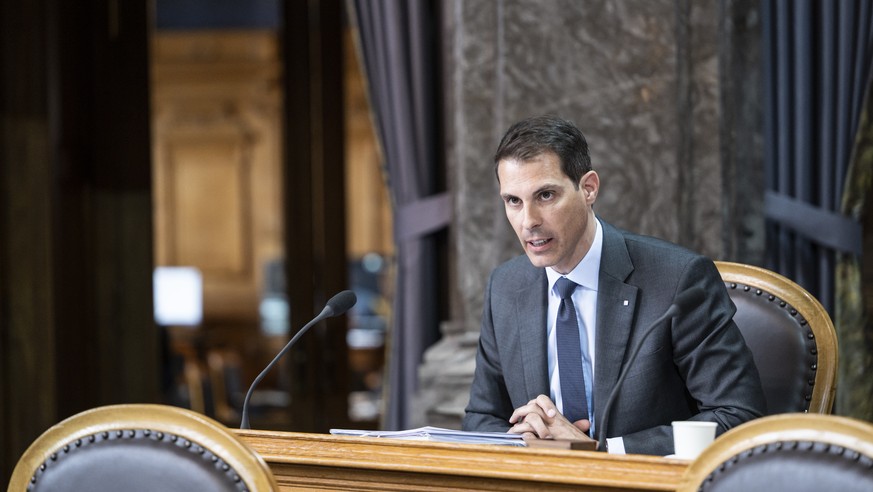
235 430 688 491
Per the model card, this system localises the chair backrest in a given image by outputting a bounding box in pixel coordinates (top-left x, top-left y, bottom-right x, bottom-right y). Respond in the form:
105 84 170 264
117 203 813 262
678 413 873 492
8 404 277 492
715 261 838 414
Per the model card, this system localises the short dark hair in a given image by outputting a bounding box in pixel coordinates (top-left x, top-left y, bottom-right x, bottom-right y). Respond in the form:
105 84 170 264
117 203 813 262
493 115 592 188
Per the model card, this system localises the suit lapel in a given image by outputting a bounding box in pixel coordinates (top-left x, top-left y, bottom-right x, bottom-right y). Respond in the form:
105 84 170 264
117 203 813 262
515 268 550 399
594 221 638 431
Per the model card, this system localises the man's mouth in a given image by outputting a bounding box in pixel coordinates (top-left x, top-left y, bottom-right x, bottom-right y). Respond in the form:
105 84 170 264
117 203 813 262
528 238 552 247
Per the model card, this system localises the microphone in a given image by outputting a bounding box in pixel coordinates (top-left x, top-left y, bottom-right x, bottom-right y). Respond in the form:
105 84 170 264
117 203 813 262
596 287 704 451
239 290 357 429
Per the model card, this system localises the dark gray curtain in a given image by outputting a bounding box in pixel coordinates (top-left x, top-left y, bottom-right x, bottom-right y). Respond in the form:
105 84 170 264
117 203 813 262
349 0 449 430
762 0 873 314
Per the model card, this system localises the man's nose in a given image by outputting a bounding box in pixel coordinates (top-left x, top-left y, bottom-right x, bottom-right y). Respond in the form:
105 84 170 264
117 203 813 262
522 205 542 230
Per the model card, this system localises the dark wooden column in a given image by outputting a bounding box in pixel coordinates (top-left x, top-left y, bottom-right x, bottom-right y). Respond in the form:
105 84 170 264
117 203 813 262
0 0 157 477
282 0 350 432
0 0 56 478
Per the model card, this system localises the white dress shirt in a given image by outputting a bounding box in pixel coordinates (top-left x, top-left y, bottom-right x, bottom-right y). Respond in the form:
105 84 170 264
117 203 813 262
545 219 626 454
546 219 601 432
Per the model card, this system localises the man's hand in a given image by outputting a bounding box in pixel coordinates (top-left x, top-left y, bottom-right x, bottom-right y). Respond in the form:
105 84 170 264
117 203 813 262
507 394 595 442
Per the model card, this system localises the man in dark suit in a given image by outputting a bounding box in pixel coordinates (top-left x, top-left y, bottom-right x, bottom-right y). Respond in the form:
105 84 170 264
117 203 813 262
462 115 766 455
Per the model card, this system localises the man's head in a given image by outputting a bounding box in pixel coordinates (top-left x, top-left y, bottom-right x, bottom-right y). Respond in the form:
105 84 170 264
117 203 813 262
493 115 592 187
494 115 599 274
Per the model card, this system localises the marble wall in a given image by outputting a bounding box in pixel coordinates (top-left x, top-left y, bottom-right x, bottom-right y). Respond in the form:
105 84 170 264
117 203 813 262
414 0 727 427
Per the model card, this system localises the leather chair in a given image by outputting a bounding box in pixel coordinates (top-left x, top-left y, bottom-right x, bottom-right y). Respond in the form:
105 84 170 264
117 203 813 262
8 404 277 491
715 261 838 414
678 413 873 492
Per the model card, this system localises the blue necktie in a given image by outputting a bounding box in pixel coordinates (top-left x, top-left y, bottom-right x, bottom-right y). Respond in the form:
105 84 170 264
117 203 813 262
555 277 588 423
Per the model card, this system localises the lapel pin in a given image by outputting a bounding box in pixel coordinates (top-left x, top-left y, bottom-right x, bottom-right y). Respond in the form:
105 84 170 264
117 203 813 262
623 300 629 306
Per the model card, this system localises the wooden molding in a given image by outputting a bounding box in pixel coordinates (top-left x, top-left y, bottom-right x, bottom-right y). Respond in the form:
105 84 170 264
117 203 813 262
235 429 687 491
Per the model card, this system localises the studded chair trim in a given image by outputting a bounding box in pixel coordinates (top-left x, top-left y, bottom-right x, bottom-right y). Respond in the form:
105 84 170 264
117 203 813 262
698 439 873 491
715 261 838 415
678 413 873 492
9 404 277 492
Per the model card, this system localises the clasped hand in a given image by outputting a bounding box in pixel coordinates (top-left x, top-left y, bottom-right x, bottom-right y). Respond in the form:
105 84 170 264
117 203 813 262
508 394 595 443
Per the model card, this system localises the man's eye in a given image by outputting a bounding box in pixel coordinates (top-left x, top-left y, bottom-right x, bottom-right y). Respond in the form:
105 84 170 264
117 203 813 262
540 191 553 200
507 197 520 206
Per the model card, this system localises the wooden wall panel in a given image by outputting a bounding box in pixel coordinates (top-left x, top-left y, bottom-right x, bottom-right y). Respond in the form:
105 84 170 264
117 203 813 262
170 138 248 273
152 30 283 322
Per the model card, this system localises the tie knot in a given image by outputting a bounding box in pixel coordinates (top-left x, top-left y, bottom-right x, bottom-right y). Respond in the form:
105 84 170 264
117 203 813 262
555 277 578 300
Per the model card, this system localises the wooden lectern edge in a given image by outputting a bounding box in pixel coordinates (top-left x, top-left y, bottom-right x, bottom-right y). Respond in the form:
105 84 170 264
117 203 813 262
233 429 687 491
237 429 607 459
523 436 599 450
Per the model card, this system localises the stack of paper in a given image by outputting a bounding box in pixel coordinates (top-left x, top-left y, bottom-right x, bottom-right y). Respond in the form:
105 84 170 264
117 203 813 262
329 426 527 446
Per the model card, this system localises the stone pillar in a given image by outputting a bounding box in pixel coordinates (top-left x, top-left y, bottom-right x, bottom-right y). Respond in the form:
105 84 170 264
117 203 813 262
414 0 726 429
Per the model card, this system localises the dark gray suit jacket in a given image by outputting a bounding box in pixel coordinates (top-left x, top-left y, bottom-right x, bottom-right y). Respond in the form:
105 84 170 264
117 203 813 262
463 220 766 455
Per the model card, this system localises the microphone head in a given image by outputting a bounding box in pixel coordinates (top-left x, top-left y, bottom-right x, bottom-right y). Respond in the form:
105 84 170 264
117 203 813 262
672 286 705 316
325 290 357 317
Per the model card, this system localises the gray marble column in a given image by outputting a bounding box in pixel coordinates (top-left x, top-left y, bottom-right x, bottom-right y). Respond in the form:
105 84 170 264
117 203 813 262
414 0 726 428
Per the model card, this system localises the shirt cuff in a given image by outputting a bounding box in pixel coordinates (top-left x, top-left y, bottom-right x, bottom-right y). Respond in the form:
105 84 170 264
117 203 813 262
606 436 626 454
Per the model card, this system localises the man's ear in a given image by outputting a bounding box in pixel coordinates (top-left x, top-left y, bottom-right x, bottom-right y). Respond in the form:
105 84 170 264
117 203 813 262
580 170 599 203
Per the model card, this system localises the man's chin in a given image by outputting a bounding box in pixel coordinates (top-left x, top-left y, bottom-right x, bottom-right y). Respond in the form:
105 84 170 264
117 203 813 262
524 253 554 269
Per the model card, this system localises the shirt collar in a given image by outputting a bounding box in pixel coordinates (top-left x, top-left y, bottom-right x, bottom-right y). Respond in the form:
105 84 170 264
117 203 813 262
546 217 603 292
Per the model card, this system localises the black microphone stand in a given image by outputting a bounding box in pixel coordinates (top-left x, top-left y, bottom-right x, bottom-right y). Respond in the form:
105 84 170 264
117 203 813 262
240 291 356 429
596 287 703 451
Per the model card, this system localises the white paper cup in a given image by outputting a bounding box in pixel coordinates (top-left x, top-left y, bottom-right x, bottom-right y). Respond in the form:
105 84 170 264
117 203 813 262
671 421 717 459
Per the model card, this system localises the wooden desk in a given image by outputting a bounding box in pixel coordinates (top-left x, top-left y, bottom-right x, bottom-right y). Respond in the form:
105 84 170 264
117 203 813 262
235 430 688 491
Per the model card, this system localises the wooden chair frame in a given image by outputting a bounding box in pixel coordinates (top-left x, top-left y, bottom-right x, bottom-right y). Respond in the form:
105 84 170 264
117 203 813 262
9 404 277 491
678 413 873 492
715 261 838 414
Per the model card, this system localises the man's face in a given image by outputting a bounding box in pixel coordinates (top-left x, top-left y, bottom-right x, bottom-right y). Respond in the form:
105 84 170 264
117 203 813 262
497 151 599 275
